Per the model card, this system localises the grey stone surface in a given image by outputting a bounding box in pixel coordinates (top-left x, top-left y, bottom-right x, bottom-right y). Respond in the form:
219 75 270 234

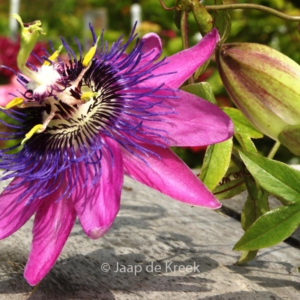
0 177 299 299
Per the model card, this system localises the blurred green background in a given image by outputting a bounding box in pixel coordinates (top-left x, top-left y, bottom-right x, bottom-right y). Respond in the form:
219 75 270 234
0 0 300 166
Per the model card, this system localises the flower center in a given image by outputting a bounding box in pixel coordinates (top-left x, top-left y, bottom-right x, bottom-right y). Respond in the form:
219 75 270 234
20 57 123 151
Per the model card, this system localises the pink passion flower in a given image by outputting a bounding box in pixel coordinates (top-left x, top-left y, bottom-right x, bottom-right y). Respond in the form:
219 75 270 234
0 18 233 285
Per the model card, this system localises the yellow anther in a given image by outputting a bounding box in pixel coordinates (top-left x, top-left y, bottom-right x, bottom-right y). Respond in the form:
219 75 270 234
43 45 63 66
82 36 100 67
21 124 44 145
0 97 24 110
80 91 98 101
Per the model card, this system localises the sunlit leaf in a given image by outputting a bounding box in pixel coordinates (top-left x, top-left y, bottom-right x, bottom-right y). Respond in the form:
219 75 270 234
222 108 263 138
181 82 217 104
213 165 246 200
235 133 257 153
239 150 300 203
234 202 300 251
200 138 232 191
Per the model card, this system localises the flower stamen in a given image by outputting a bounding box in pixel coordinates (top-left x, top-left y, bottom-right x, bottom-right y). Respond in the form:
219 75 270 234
21 107 57 145
80 91 98 101
1 97 24 109
43 45 63 66
82 36 100 67
21 124 44 145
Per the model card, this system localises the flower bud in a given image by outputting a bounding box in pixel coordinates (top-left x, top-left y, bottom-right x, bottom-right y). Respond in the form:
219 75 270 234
216 42 300 142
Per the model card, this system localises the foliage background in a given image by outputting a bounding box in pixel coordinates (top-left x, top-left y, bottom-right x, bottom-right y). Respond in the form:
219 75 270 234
0 0 300 166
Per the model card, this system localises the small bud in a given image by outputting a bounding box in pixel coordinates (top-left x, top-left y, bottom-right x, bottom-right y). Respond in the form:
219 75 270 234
216 43 300 144
174 0 213 35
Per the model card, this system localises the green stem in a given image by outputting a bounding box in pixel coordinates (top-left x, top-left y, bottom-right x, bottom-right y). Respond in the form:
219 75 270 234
158 0 177 11
267 140 281 159
205 4 300 21
180 11 194 84
180 11 189 51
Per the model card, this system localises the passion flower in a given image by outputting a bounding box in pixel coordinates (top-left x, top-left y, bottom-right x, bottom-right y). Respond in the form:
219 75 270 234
0 16 233 285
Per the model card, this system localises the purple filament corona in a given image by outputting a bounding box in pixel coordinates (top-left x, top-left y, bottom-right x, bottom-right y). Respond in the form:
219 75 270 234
0 25 177 204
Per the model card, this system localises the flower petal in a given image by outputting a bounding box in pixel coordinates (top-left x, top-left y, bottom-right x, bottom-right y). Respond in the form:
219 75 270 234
141 33 162 61
145 28 219 88
139 89 233 147
0 178 41 239
122 145 221 208
24 184 77 286
73 137 123 239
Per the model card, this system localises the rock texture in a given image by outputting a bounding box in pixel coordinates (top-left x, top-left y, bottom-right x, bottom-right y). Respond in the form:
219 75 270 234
0 177 299 299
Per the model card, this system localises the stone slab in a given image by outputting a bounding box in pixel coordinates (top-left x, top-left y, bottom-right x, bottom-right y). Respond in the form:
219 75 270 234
0 177 299 299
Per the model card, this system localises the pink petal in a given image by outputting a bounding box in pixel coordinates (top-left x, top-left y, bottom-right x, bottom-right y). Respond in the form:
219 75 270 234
122 145 221 208
136 89 233 147
144 29 219 88
0 76 21 106
24 184 77 286
0 178 41 239
141 33 162 61
162 90 233 146
73 137 123 239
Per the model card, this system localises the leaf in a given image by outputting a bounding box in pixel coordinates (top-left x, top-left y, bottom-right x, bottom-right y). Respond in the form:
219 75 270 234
239 150 300 203
193 59 211 82
234 202 300 251
223 108 262 153
235 133 257 153
174 9 181 31
213 165 246 200
181 82 217 104
200 138 233 191
191 1 213 35
213 177 246 200
222 108 263 138
237 250 258 265
237 178 269 263
241 183 269 232
213 0 231 43
278 124 300 156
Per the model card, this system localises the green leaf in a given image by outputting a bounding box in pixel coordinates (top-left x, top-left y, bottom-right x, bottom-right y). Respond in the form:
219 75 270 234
200 138 232 191
235 133 257 153
237 250 258 265
213 165 246 200
193 59 211 82
213 0 231 43
174 9 181 31
213 177 246 200
223 108 262 153
241 184 269 231
237 178 269 263
278 124 300 156
234 202 300 251
191 1 213 35
239 150 300 203
181 82 217 104
222 108 263 138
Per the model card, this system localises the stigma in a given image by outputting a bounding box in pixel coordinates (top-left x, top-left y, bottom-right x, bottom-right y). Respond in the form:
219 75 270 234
5 43 100 145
